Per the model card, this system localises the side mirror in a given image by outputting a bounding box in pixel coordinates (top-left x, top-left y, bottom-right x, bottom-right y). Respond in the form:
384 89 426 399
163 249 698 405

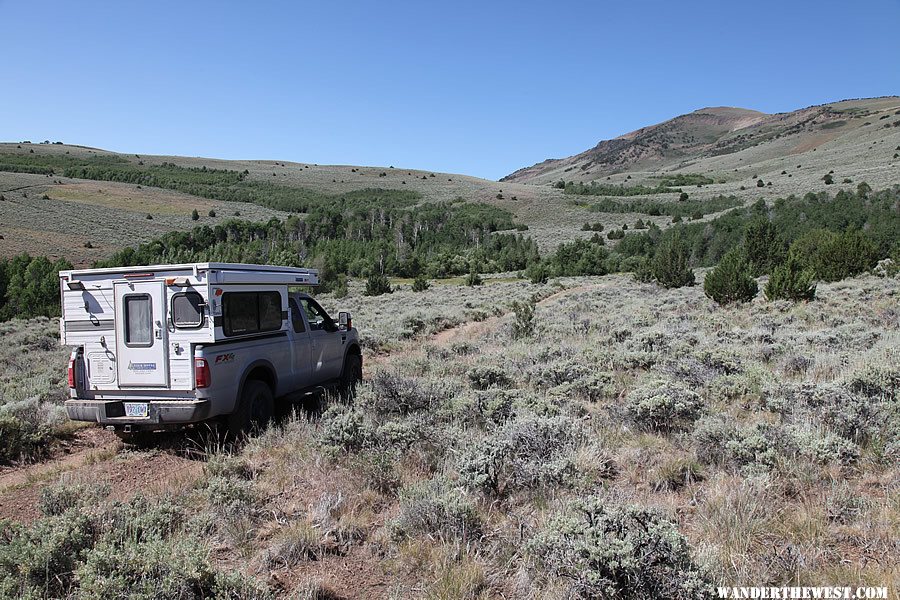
338 311 352 330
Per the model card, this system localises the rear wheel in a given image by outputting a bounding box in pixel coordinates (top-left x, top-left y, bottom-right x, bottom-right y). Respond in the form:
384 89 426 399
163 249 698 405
340 354 363 400
228 380 274 436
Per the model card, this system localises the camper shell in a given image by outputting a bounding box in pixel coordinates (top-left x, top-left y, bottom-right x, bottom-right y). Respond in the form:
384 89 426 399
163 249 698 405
59 262 361 433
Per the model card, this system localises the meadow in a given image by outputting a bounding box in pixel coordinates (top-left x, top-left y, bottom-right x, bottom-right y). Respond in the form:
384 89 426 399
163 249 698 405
0 268 897 598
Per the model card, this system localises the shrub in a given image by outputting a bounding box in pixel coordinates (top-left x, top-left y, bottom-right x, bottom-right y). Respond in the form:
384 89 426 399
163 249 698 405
679 192 689 201
364 272 392 296
756 179 765 187
411 273 430 292
191 209 199 220
525 260 550 284
703 247 758 305
765 253 816 301
528 499 711 599
458 415 580 496
0 415 52 464
391 477 481 542
363 371 449 416
467 365 513 390
0 513 95 597
319 407 371 453
465 271 483 286
511 297 536 339
208 209 216 217
624 381 704 432
823 174 834 184
39 481 111 516
651 231 695 288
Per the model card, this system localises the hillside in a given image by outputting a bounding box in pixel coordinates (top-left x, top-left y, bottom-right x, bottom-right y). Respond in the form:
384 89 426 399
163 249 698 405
0 143 571 265
502 96 900 187
3 96 899 268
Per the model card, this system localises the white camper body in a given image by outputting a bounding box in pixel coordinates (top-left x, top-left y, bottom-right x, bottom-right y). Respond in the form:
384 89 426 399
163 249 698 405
58 263 361 433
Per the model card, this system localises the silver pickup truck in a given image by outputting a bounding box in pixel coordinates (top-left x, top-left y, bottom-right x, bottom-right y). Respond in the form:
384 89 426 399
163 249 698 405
60 263 362 437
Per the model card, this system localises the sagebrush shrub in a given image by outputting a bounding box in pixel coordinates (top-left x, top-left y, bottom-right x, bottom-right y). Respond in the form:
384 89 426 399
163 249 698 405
458 415 580 496
39 481 111 516
319 406 371 453
391 477 481 542
624 381 704 433
0 415 52 464
467 365 513 390
363 371 451 416
528 499 711 599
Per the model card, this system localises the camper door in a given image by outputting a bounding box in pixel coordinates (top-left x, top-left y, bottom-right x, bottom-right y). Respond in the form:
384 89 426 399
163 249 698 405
114 281 169 387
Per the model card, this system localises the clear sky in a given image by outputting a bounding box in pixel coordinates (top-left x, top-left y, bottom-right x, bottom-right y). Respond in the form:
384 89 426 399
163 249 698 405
3 0 898 180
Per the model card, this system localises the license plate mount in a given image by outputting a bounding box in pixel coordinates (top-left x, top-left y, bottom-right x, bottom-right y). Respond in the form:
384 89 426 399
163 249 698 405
123 402 149 418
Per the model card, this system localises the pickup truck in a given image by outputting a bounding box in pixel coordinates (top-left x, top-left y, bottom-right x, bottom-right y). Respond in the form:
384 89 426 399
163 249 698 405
60 263 362 437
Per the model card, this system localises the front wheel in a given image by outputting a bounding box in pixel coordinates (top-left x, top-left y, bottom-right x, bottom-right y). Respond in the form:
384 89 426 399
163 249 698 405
227 380 274 436
339 354 363 400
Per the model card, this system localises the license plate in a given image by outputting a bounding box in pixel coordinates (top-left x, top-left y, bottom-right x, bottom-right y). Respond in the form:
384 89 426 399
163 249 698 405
124 402 149 418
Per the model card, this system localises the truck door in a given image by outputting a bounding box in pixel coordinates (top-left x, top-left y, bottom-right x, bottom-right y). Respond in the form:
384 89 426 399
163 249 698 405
288 297 312 387
299 297 345 382
114 280 169 387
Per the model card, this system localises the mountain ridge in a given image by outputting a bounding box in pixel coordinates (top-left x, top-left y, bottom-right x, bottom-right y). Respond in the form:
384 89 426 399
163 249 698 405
501 96 900 184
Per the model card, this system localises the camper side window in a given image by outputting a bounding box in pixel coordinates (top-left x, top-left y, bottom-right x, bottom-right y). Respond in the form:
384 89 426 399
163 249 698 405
124 294 152 347
172 292 204 328
222 291 283 336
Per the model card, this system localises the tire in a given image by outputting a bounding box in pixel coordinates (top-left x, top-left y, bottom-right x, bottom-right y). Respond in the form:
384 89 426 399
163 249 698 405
228 380 274 436
339 354 363 400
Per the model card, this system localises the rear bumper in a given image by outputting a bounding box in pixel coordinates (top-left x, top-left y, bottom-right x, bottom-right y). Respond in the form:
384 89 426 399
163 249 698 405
65 398 212 427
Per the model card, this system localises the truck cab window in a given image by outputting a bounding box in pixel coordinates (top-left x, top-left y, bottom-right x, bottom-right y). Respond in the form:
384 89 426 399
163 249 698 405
289 298 306 333
300 298 333 332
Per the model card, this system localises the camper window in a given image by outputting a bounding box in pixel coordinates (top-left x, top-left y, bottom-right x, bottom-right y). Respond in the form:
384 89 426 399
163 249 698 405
222 291 283 336
124 294 153 347
172 292 204 328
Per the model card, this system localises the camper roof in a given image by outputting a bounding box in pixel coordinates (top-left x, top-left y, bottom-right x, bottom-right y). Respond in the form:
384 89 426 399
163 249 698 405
59 262 319 285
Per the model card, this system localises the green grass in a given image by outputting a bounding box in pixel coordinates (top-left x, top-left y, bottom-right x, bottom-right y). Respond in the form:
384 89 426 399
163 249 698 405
650 173 715 186
0 153 422 214
577 194 742 218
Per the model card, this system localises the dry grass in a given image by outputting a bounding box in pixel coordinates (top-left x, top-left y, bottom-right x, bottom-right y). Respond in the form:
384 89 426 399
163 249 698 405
1 269 898 597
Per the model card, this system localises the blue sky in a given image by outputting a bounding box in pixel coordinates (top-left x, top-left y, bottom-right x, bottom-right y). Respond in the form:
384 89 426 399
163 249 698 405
2 0 898 180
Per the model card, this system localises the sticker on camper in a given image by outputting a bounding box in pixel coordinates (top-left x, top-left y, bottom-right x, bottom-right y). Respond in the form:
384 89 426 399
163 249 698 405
215 353 235 364
127 361 157 372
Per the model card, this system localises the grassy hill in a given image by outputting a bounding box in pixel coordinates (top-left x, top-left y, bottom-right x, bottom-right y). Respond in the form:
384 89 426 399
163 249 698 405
4 96 899 267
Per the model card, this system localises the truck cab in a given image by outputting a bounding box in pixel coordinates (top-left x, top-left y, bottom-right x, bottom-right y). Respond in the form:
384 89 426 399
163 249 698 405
60 263 361 436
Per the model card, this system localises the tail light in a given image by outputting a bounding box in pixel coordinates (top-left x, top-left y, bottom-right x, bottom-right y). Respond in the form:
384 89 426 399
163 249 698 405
67 357 76 388
195 358 211 389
